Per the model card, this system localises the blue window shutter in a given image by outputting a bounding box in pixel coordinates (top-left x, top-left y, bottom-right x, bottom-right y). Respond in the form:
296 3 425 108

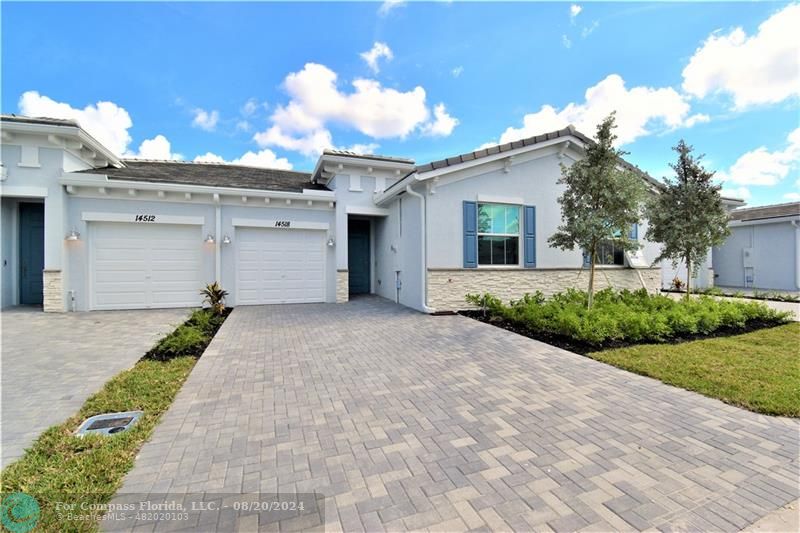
523 205 536 268
629 223 639 240
463 201 478 268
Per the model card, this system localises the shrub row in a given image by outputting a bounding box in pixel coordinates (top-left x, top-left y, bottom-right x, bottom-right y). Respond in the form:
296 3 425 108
466 288 791 347
144 308 227 361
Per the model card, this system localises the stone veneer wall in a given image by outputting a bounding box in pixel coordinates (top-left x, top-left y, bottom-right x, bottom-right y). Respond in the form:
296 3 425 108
427 268 661 311
43 269 64 312
336 270 349 303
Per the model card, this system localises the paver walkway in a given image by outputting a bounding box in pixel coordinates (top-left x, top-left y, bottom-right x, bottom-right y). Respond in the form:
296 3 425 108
1 306 188 467
114 297 799 532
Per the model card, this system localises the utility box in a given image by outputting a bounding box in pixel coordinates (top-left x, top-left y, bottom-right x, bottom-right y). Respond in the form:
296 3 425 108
742 247 754 268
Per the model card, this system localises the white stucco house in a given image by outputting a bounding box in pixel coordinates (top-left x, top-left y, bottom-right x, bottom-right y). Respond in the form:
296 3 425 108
0 114 742 313
712 202 800 293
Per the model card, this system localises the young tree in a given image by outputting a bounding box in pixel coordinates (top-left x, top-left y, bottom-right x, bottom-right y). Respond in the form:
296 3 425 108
646 140 730 297
549 113 646 308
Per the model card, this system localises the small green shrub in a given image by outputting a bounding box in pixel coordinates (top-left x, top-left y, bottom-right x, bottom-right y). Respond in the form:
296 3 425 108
468 289 791 348
146 324 209 361
201 282 229 316
187 308 225 335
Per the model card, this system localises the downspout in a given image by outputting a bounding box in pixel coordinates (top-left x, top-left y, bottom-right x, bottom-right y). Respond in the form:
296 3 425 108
793 220 800 290
405 184 436 313
215 203 221 283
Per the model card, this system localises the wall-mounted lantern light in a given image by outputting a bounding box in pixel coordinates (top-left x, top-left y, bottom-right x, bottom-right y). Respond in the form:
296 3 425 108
205 234 215 244
327 237 335 247
222 235 231 244
65 229 81 241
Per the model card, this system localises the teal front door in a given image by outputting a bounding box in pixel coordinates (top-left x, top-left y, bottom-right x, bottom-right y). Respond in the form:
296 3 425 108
19 203 45 305
348 219 371 295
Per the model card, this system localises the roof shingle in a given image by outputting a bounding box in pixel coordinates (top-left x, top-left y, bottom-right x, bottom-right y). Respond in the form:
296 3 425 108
77 160 325 193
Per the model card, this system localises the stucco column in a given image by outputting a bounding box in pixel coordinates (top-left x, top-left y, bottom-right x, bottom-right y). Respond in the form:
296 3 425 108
43 183 66 312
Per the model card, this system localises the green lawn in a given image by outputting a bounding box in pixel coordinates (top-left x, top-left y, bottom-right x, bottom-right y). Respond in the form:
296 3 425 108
0 356 197 532
0 308 228 532
589 323 800 417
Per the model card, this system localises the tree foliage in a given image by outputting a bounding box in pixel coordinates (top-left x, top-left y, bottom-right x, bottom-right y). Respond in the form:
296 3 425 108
645 140 730 295
548 113 646 307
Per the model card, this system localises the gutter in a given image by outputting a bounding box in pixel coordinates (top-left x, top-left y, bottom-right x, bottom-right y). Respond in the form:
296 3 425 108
404 184 436 314
793 221 800 290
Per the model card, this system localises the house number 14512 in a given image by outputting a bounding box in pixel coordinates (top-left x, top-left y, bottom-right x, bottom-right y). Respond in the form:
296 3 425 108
134 214 156 222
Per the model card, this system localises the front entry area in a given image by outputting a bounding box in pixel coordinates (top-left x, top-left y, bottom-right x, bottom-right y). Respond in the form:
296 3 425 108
19 202 45 305
348 219 370 295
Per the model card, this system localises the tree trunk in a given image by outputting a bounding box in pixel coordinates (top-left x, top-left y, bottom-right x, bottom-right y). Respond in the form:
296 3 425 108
685 257 692 300
588 250 596 308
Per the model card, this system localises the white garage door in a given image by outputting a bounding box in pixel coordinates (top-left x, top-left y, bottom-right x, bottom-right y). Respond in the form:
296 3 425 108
90 222 203 310
236 227 326 305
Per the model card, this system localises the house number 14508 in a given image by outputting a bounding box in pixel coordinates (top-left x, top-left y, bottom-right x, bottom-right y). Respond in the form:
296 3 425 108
274 220 291 228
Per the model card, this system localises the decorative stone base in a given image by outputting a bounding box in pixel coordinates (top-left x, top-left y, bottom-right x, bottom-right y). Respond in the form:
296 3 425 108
43 269 65 312
427 268 662 311
336 270 349 303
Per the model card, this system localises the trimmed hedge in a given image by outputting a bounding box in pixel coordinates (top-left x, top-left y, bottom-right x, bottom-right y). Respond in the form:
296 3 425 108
466 288 791 348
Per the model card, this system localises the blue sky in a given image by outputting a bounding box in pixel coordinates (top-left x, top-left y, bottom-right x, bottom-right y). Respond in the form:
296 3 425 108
2 1 798 206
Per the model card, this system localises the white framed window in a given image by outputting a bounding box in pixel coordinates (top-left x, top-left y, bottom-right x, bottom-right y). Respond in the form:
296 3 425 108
477 203 520 265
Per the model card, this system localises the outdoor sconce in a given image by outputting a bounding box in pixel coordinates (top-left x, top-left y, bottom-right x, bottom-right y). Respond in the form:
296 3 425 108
222 235 231 244
327 237 335 247
204 234 215 244
65 229 81 241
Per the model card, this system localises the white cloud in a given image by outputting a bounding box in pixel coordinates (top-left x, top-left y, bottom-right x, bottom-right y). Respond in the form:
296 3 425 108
236 120 251 132
193 148 292 170
360 42 394 74
421 103 459 137
253 62 456 156
254 126 334 158
192 108 219 131
126 135 182 160
193 152 225 164
717 127 800 186
581 20 599 38
18 91 133 155
340 143 380 155
682 3 800 109
721 186 752 200
493 74 704 146
570 4 582 22
451 66 464 78
378 0 406 17
783 192 800 201
241 98 261 117
561 35 572 49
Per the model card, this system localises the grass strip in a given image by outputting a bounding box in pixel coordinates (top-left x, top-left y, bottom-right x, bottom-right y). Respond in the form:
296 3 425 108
1 308 227 532
589 323 800 417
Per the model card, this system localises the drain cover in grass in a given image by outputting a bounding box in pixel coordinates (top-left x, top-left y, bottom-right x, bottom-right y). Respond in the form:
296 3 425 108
75 411 143 437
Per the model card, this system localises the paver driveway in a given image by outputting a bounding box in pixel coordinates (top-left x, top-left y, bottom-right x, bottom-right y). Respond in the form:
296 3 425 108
115 298 798 532
1 306 189 467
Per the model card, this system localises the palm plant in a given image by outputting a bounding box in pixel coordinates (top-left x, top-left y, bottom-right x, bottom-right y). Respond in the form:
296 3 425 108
201 282 229 315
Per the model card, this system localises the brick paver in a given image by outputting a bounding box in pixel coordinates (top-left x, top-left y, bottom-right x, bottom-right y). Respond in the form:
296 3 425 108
1 306 189 467
113 297 799 532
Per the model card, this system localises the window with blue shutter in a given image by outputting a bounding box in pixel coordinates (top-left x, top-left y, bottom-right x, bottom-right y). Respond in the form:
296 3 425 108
629 223 639 240
523 205 536 268
463 201 478 268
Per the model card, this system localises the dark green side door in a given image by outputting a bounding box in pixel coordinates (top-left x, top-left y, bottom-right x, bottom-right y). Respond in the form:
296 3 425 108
19 203 45 305
348 219 370 295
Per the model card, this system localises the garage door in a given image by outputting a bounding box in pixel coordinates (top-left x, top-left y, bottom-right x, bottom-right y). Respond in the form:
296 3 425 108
90 222 203 310
236 227 326 304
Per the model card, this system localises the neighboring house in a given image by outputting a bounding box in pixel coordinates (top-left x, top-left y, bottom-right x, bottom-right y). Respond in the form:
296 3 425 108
0 114 733 313
712 202 800 292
